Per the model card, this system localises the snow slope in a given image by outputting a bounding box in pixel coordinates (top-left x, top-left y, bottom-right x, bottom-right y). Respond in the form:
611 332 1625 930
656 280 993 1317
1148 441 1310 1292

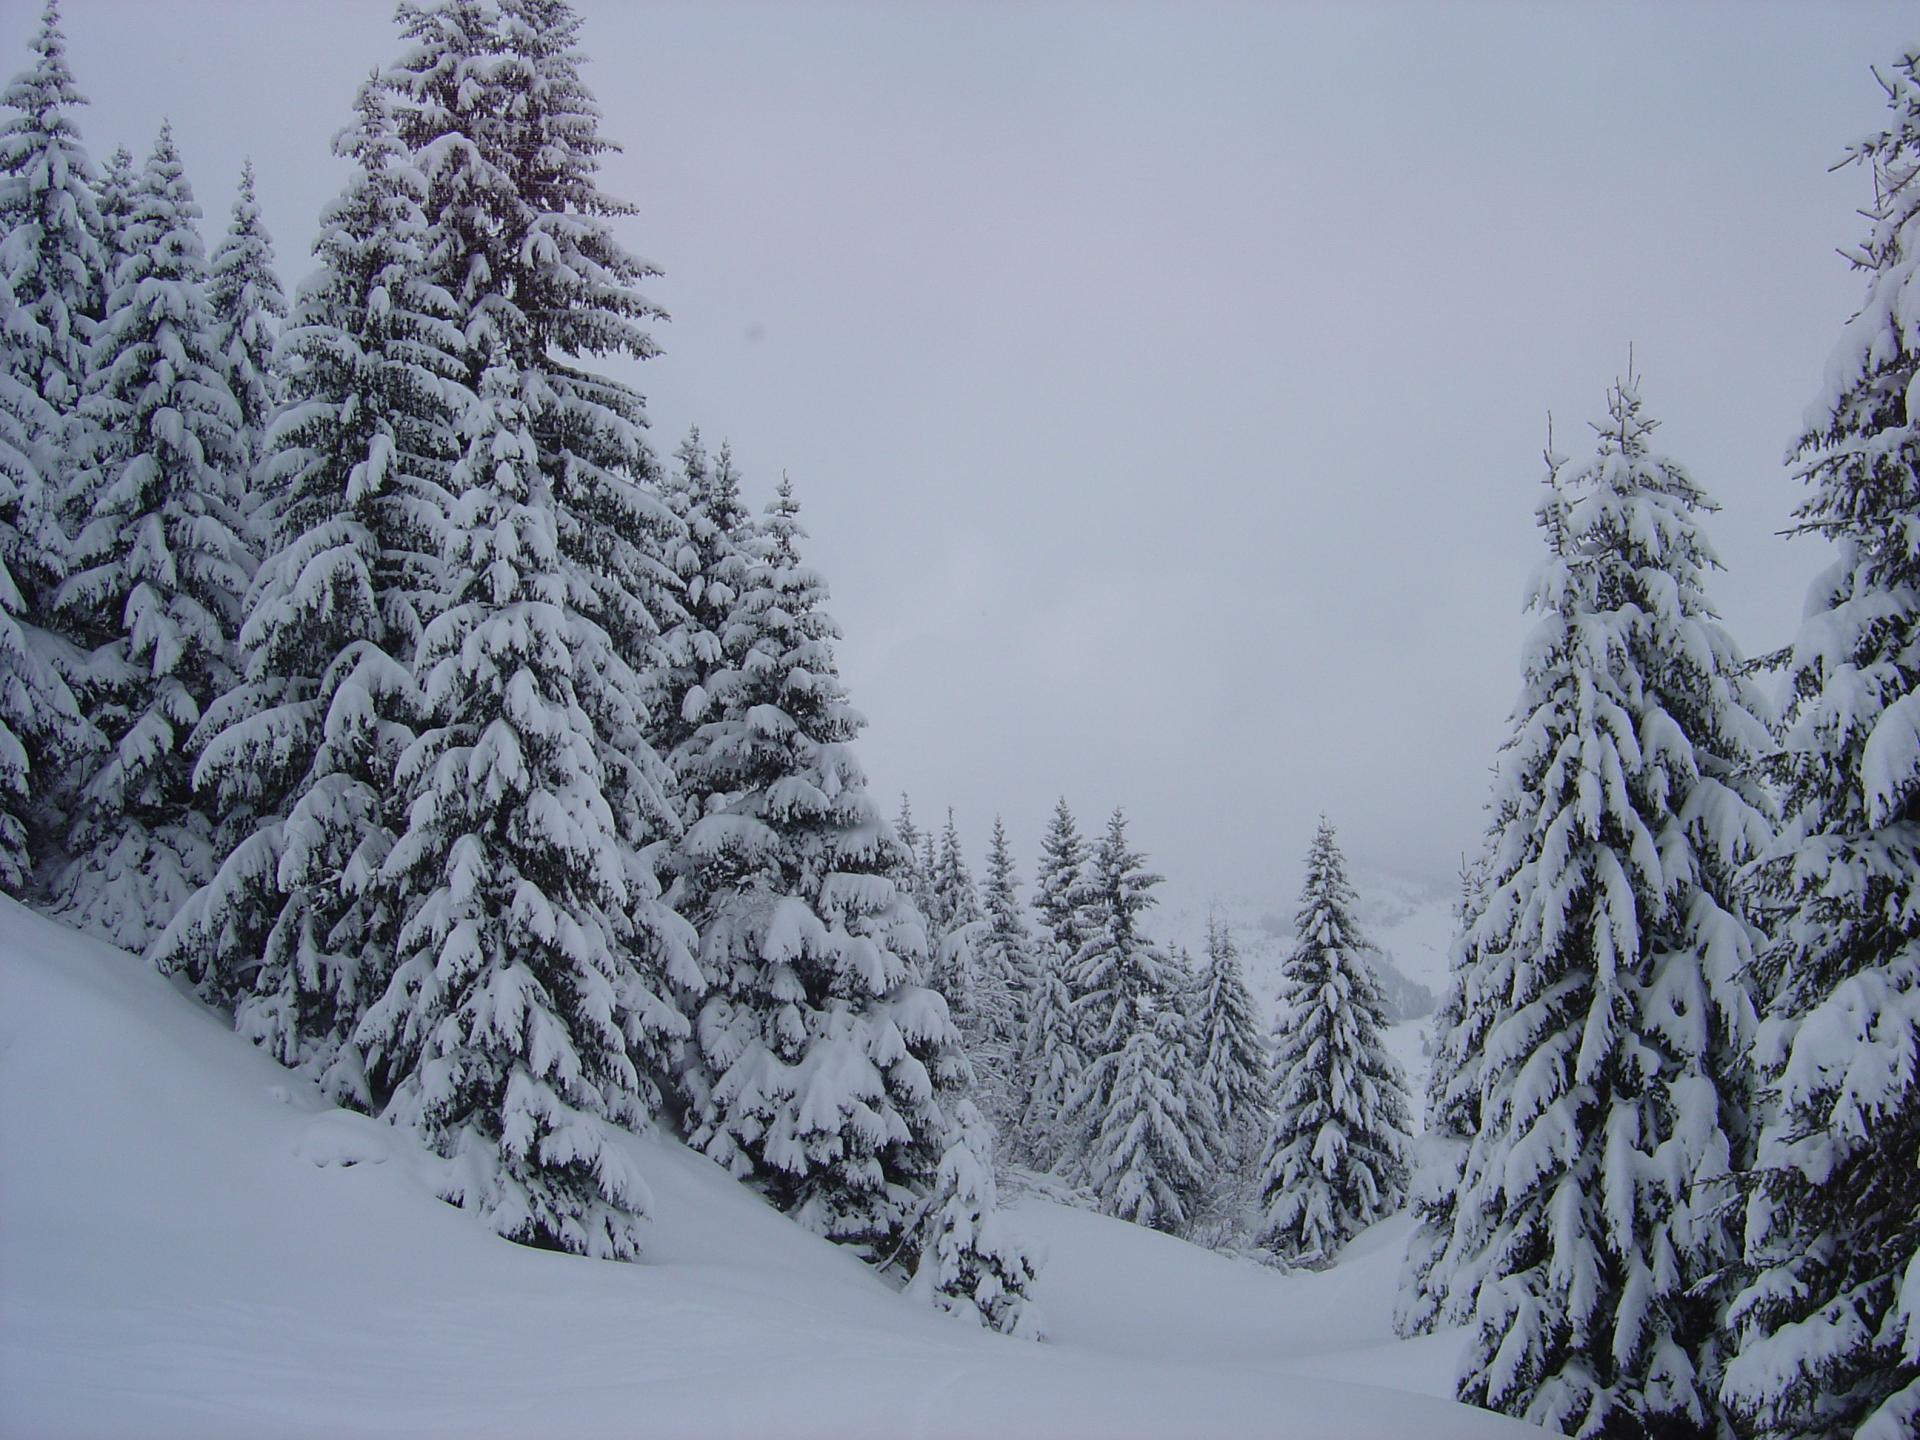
0 899 1538 1439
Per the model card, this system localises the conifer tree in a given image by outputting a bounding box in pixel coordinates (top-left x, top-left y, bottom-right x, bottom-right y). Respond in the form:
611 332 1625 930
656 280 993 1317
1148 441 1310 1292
92 144 135 275
0 284 84 892
1194 913 1270 1167
653 426 749 787
352 0 696 1253
1395 848 1497 1337
1033 796 1089 966
55 123 249 950
1061 810 1213 1231
1446 382 1771 1439
0 0 100 886
1723 56 1920 1440
206 158 286 539
1259 818 1410 1268
928 808 987 1025
972 815 1036 1128
892 792 934 921
365 335 691 1257
153 78 465 1103
909 1097 1044 1338
676 478 964 1254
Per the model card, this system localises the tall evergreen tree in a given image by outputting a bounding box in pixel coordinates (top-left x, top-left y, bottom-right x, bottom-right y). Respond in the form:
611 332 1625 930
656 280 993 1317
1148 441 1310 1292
206 158 286 539
675 478 964 1254
153 78 465 1104
1013 798 1090 1168
344 0 697 1252
0 0 100 886
1446 382 1772 1439
1724 56 1920 1440
1061 809 1214 1231
1258 817 1410 1268
55 123 249 951
366 334 692 1257
1194 913 1270 1168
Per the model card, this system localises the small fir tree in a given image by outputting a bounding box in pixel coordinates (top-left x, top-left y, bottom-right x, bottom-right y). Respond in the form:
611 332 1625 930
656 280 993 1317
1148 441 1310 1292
1258 818 1410 1268
1194 913 1270 1168
1394 847 1497 1337
909 1097 1044 1339
1723 54 1920 1440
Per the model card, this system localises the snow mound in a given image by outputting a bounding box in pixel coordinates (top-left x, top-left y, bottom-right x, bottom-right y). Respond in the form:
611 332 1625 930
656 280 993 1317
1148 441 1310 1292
0 898 1541 1439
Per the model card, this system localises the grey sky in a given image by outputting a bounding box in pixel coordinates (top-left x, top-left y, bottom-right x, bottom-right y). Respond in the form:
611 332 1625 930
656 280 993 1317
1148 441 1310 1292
36 0 1917 905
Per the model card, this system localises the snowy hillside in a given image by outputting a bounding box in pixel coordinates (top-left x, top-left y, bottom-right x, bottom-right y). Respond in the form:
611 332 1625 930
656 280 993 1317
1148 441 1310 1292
0 899 1538 1439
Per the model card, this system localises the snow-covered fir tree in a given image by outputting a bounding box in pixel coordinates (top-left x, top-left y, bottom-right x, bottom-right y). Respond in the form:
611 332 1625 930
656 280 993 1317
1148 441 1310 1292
364 335 693 1257
55 123 249 950
344 0 698 1254
1014 797 1089 1168
1033 795 1090 969
1257 817 1410 1269
153 77 465 1104
0 0 100 888
1723 57 1920 1440
205 158 286 541
1194 913 1270 1168
0 282 85 892
1445 381 1772 1439
909 1097 1044 1338
1395 847 1497 1338
92 143 135 277
928 808 987 1029
675 477 965 1255
1061 809 1216 1232
653 426 750 787
970 815 1037 1129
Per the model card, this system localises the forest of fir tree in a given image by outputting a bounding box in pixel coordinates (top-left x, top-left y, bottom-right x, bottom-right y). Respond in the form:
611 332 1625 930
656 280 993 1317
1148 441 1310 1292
1 3 1918 1437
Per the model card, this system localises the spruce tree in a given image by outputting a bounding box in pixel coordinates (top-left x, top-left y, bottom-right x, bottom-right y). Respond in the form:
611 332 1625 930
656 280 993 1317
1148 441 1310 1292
909 1097 1044 1338
206 158 286 540
675 478 964 1254
928 807 986 1026
92 144 135 276
1447 381 1771 1438
367 335 689 1257
353 0 696 1253
653 426 750 787
1258 818 1410 1267
1061 809 1213 1231
55 123 249 951
0 0 100 887
153 78 465 1104
1194 913 1270 1168
972 815 1036 1129
1395 848 1497 1337
1723 55 1920 1440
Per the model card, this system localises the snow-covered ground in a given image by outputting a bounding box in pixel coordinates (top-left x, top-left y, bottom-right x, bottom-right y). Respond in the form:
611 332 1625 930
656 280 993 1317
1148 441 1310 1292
0 898 1533 1439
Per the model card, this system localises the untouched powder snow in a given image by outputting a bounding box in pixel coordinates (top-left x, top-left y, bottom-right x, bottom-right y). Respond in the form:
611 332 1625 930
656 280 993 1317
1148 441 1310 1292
0 899 1540 1439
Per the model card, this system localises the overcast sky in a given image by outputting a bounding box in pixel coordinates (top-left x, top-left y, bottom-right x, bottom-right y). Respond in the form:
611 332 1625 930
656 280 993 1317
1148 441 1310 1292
35 0 1917 908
